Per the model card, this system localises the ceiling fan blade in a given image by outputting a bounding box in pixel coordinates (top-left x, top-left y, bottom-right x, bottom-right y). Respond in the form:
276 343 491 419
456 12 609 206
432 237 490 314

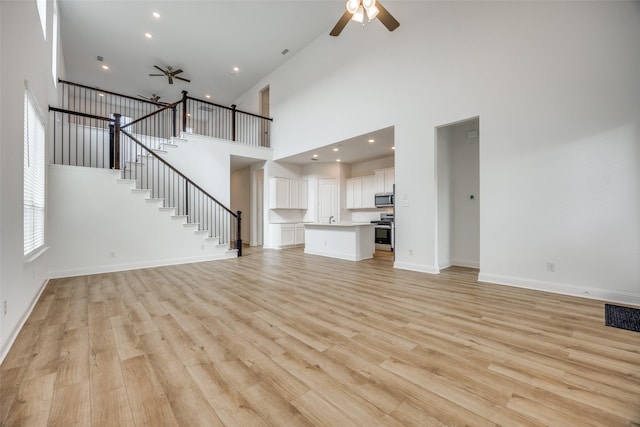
149 73 164 76
330 10 352 37
172 69 184 75
168 76 173 84
175 76 191 83
153 65 165 73
376 2 400 32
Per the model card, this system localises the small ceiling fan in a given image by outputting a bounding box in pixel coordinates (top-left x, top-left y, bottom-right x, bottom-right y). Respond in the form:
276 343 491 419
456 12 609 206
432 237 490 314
148 65 191 85
138 93 162 103
330 0 399 37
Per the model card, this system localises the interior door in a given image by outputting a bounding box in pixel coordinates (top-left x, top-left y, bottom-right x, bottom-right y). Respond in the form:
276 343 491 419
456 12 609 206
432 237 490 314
318 178 337 224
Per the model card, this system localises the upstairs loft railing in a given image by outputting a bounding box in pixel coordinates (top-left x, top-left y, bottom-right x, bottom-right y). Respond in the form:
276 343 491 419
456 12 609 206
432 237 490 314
58 79 272 147
49 102 243 255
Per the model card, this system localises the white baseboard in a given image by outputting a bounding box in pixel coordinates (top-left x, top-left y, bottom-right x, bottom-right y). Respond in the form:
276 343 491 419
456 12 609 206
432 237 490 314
451 258 480 269
478 273 640 306
0 279 49 364
49 253 235 279
394 261 440 274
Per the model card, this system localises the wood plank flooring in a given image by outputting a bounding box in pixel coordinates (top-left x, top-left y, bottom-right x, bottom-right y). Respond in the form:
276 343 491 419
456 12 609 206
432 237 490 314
1 247 639 426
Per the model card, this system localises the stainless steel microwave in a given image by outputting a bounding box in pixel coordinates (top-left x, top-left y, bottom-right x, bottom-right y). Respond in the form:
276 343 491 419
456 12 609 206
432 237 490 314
374 192 394 207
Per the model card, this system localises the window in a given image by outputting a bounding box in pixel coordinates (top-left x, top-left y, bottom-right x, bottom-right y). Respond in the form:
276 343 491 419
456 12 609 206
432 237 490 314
24 86 46 258
52 0 59 85
36 0 46 40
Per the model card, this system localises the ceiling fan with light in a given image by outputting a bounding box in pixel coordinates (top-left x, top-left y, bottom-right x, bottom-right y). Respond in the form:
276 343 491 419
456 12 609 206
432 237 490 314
330 0 399 37
148 65 191 85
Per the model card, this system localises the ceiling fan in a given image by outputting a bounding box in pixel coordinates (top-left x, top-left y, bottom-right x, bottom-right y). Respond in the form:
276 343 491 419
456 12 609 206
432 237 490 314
148 65 191 85
138 93 162 103
330 0 399 37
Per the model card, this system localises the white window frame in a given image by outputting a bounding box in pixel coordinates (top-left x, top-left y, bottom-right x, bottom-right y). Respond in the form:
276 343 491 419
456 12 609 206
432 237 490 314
36 0 47 40
24 84 47 259
52 0 59 85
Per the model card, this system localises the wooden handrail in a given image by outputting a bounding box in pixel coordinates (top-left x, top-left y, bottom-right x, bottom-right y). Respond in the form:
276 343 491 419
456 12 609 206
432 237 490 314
120 100 181 130
48 106 113 122
58 79 167 106
119 128 237 218
186 96 273 121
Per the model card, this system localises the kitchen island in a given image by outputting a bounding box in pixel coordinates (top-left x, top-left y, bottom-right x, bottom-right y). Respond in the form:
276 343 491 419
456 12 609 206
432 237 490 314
304 223 375 261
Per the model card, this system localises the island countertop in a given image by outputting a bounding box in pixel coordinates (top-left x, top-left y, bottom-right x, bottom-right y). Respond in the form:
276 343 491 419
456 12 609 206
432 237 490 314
303 222 374 227
303 223 375 261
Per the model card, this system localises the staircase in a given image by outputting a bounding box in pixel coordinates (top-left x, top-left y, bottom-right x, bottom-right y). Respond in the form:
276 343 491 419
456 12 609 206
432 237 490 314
47 80 272 267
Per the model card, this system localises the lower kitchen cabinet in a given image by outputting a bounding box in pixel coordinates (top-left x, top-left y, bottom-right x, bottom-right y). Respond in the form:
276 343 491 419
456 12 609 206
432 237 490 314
271 223 305 248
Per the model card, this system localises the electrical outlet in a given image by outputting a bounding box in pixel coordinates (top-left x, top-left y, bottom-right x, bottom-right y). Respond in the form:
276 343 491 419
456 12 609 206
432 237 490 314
3 300 7 315
546 262 555 272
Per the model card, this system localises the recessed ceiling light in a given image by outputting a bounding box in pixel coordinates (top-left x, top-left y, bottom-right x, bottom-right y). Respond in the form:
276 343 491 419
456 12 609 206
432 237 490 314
312 154 318 158
368 139 375 143
152 11 160 18
205 94 211 99
333 148 339 152
233 66 239 72
336 159 341 162
101 64 109 70
391 146 396 150
145 32 152 39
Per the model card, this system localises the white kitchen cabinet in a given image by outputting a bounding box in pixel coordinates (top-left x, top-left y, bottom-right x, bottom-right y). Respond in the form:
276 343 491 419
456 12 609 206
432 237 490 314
270 178 308 209
362 175 377 208
297 180 308 209
346 175 377 209
281 224 295 246
375 168 395 194
271 223 305 248
294 223 305 245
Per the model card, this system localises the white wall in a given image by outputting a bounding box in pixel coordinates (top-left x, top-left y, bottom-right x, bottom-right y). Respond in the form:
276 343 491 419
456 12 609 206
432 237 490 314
351 156 394 177
0 0 61 361
239 1 640 304
47 165 233 277
162 134 271 206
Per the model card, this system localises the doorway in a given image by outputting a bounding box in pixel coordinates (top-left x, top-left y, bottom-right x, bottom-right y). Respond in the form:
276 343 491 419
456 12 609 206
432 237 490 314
436 117 480 270
259 86 270 147
253 168 264 246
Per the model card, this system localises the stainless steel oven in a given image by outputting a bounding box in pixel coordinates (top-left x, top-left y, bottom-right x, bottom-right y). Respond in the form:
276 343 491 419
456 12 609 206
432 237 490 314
372 213 394 251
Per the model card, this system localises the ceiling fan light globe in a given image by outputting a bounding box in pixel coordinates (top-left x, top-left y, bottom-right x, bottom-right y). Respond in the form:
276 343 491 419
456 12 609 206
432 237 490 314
362 0 375 9
346 0 360 14
351 5 365 23
365 5 379 21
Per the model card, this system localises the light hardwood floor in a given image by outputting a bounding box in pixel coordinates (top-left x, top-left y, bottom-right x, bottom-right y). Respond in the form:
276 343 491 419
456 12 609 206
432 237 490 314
1 248 639 426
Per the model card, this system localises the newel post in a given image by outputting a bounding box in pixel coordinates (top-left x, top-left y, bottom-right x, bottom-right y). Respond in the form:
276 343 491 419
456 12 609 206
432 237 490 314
181 90 188 134
112 113 121 170
236 210 242 257
171 105 177 138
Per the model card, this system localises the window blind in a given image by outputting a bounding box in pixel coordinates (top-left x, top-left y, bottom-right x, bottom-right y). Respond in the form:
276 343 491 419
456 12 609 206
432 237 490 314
24 87 46 257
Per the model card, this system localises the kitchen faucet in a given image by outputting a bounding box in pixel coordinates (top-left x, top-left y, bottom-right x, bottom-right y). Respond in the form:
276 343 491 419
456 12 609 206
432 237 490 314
329 215 334 223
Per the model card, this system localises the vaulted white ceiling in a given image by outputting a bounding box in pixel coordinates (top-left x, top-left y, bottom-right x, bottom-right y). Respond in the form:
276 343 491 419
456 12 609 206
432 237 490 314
59 0 345 107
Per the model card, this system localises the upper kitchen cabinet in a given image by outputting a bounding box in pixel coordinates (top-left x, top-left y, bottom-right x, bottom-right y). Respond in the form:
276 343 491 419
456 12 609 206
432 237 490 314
346 175 377 209
270 177 308 209
375 168 395 193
